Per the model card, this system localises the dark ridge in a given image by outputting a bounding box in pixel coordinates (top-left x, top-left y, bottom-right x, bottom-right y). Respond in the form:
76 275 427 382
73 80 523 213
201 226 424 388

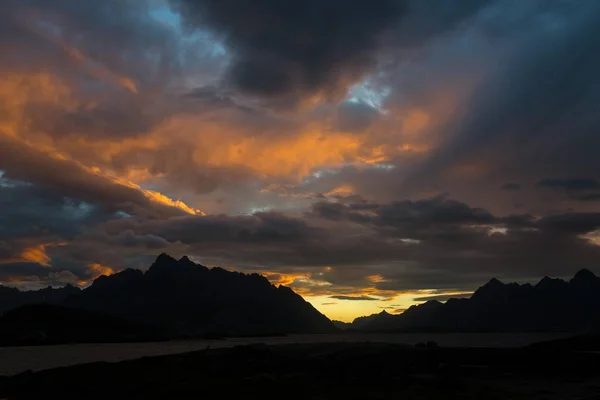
0 254 336 340
570 268 597 283
344 269 600 333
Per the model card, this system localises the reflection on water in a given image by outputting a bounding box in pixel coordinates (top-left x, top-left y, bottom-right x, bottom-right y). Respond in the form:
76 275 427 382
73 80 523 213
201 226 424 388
0 332 571 376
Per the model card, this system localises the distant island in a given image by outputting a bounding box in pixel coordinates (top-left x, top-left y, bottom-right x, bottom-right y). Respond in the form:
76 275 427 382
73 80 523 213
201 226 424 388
2 255 600 345
339 269 600 332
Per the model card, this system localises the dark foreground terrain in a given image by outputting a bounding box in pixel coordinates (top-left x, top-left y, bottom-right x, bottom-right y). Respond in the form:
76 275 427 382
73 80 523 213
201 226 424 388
2 340 600 399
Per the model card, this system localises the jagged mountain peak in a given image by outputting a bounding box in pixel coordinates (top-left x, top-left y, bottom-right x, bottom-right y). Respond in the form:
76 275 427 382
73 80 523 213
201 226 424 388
151 253 178 267
571 268 597 283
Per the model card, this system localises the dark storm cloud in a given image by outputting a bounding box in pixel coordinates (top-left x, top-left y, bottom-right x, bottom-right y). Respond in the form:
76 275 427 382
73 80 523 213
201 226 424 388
81 195 600 293
407 1 600 192
375 197 495 229
306 196 600 289
109 230 170 249
312 196 600 240
103 212 318 245
0 177 112 244
169 0 493 106
311 196 496 238
171 0 405 104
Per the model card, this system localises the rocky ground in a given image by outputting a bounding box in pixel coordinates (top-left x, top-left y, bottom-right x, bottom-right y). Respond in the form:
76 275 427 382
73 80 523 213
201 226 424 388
1 342 600 399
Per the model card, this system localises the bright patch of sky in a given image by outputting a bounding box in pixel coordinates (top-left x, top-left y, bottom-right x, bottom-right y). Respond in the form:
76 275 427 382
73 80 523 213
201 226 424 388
0 172 33 188
115 210 134 219
347 78 391 112
150 1 229 90
62 201 94 220
150 2 227 56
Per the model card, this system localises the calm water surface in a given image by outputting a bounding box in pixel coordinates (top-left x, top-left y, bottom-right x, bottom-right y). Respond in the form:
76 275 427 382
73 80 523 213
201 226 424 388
0 332 572 376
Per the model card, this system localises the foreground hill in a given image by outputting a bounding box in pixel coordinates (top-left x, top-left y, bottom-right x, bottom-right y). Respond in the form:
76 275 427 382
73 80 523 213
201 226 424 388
347 269 600 332
3 342 600 399
0 254 336 337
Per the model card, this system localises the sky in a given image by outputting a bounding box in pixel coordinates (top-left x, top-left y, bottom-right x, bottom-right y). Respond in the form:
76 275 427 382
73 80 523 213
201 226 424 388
1 0 600 322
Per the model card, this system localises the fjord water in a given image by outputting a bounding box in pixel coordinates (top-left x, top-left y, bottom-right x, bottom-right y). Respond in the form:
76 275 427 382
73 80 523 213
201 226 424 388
0 332 570 376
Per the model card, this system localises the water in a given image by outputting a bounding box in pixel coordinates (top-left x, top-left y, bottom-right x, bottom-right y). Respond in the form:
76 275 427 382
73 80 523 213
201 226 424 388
0 332 571 376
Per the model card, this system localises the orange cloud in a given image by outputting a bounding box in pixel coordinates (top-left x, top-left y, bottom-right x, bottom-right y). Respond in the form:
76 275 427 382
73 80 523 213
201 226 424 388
142 189 205 216
89 263 114 277
324 185 355 197
0 242 68 267
19 244 53 267
262 272 310 287
366 274 386 283
78 263 115 286
0 134 203 217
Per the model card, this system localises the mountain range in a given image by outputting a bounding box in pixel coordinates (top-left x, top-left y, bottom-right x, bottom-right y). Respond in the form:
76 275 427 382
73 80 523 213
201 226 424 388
0 254 336 339
3 258 600 341
342 269 600 332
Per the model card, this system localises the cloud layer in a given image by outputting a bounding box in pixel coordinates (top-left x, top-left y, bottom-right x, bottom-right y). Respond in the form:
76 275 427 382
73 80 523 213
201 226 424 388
1 0 600 320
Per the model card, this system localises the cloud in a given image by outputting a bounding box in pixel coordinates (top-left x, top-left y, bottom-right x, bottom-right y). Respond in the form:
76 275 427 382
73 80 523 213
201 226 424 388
330 295 380 301
1 0 600 321
169 0 493 107
0 136 201 218
404 1 600 203
413 293 472 302
170 0 405 106
336 101 380 132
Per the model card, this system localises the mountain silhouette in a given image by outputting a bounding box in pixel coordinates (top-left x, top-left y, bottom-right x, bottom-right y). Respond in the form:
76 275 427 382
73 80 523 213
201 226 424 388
346 269 600 332
0 285 80 314
0 254 336 338
0 304 151 346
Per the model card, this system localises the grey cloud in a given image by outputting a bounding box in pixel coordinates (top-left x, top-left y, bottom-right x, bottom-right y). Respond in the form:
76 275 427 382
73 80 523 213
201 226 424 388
413 293 472 302
336 101 380 132
311 196 496 239
5 194 600 292
83 196 600 293
330 295 379 301
537 212 600 235
407 1 600 195
0 136 191 218
171 0 405 106
0 177 113 248
25 98 159 140
170 0 493 107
